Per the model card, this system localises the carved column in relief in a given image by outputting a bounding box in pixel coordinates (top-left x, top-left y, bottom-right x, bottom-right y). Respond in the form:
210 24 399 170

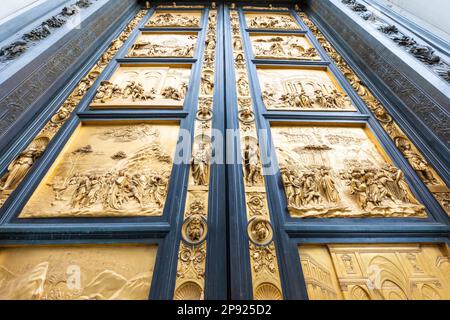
0 10 149 206
230 8 283 300
173 5 216 300
296 7 450 217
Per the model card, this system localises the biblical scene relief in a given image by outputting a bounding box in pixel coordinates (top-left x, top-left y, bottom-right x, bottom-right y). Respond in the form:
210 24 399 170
250 34 320 60
0 244 157 300
20 122 179 218
145 11 202 28
127 33 198 58
245 13 300 30
91 65 191 108
299 244 450 300
258 67 355 111
272 125 426 218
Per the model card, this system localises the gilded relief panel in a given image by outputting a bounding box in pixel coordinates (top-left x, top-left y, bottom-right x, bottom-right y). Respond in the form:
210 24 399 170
299 244 450 300
20 122 179 218
258 67 356 111
127 32 198 58
0 244 158 300
250 34 320 61
244 12 300 30
145 11 202 28
271 124 426 218
90 64 191 109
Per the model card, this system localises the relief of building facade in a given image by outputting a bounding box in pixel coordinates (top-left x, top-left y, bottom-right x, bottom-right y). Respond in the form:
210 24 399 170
0 244 157 300
299 244 450 300
272 125 426 218
258 67 356 111
19 122 179 218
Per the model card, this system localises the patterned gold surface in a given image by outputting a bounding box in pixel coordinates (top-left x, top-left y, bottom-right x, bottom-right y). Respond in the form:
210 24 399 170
299 243 450 300
20 122 180 218
0 244 157 300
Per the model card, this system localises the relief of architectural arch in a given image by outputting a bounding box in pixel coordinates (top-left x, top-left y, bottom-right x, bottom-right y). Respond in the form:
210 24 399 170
90 64 192 109
244 12 300 30
0 244 157 300
19 122 180 218
127 32 198 58
257 66 356 111
250 33 320 61
299 244 450 300
271 124 426 218
145 11 202 28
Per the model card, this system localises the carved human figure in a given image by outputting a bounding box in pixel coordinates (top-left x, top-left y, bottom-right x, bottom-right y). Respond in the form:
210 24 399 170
244 140 261 186
319 168 340 203
191 142 211 185
399 144 437 185
0 146 44 191
200 72 214 95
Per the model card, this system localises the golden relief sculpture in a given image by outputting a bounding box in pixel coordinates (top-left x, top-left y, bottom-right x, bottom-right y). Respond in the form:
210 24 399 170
19 122 179 218
174 7 217 300
297 10 450 216
258 67 356 111
0 244 157 300
127 33 198 58
299 244 450 300
145 11 202 28
91 65 191 108
250 34 320 60
272 125 426 218
245 12 300 30
230 9 283 300
0 10 148 207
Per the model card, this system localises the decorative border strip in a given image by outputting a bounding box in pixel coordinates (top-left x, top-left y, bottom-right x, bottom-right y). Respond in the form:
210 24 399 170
173 5 216 300
297 8 450 216
230 8 283 300
0 10 148 206
340 0 450 83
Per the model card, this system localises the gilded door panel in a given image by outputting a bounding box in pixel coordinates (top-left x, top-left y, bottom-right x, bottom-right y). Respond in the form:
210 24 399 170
20 121 180 218
249 33 320 61
0 244 158 300
258 66 356 111
244 12 301 30
90 64 192 109
298 244 450 300
127 32 198 58
145 10 202 28
271 123 426 218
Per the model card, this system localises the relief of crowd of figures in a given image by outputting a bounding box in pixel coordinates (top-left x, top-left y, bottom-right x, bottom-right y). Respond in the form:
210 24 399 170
20 123 179 218
273 126 425 218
